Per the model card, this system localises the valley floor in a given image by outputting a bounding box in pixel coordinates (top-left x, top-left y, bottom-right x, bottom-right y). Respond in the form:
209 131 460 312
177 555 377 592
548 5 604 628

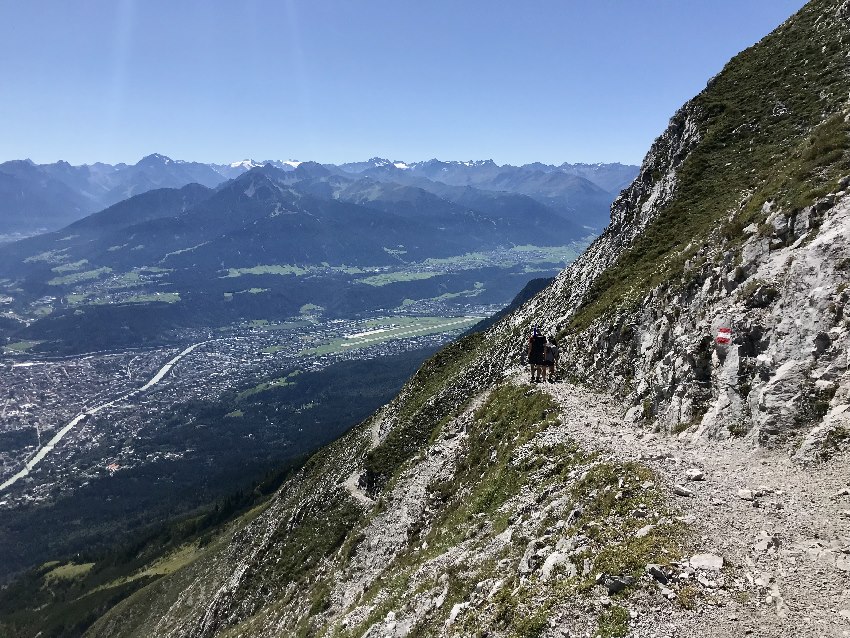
529 371 850 638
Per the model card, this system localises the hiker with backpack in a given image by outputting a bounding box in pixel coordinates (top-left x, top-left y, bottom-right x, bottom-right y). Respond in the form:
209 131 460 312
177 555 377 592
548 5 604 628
527 326 547 382
544 336 560 382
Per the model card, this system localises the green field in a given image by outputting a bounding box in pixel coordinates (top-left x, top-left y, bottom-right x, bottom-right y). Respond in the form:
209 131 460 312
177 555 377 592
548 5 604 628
121 293 181 304
47 267 113 286
43 562 94 584
50 259 89 274
355 271 439 287
4 340 42 353
236 371 301 400
224 264 308 277
301 315 482 355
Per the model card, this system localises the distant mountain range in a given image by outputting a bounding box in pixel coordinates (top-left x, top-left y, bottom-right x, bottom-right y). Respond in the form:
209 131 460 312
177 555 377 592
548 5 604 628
0 161 600 351
0 155 637 237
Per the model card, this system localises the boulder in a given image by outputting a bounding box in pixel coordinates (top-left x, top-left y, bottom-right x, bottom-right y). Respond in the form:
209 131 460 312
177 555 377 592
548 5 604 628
690 553 724 571
685 468 705 481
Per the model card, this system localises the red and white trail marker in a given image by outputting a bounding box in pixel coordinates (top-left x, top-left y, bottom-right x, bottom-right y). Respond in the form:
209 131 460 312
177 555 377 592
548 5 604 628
715 326 732 346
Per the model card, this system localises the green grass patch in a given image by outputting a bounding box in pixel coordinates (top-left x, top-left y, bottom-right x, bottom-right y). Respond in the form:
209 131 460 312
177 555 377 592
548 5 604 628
66 293 89 305
423 384 571 553
161 241 209 260
597 605 630 638
570 462 687 587
355 271 438 286
47 267 113 286
42 562 95 584
362 332 489 491
24 249 69 264
567 7 850 333
50 259 89 273
4 340 41 352
109 271 143 288
223 264 308 277
236 371 300 400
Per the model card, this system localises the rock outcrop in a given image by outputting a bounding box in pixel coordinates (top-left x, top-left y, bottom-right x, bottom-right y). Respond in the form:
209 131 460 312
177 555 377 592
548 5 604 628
504 0 850 454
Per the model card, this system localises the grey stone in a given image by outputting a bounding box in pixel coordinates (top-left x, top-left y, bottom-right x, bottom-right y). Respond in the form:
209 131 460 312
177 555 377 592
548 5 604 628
646 563 669 584
566 506 583 524
658 584 676 600
598 574 635 594
753 533 779 553
518 540 543 574
540 551 576 582
685 468 705 481
690 553 724 571
738 488 755 501
673 484 695 497
635 524 655 538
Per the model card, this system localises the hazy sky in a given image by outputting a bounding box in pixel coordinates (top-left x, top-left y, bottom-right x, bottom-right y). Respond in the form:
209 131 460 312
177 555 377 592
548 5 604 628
0 1 806 166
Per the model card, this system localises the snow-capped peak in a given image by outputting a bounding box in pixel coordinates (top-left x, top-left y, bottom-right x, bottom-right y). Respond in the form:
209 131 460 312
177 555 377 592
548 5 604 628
459 159 496 167
230 159 265 169
393 161 410 170
281 160 302 168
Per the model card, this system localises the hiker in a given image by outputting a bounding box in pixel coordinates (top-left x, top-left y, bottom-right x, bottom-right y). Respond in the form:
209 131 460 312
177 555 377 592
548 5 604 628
545 336 560 382
527 326 546 382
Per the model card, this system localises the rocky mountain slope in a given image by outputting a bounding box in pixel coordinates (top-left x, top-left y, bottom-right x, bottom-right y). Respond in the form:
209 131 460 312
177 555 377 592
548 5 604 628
0 155 226 236
2 1 848 636
512 0 850 451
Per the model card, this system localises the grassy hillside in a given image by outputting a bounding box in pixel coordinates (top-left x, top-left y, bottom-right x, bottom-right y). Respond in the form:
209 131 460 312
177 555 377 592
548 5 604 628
571 0 850 331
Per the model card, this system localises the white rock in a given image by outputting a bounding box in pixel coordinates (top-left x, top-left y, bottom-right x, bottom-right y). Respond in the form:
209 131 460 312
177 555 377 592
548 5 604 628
446 602 468 625
690 553 724 571
685 468 705 481
673 484 695 497
635 524 655 538
540 551 572 581
488 579 504 599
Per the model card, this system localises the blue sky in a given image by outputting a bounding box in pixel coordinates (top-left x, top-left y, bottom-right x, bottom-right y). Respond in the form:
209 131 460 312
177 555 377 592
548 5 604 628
0 1 806 167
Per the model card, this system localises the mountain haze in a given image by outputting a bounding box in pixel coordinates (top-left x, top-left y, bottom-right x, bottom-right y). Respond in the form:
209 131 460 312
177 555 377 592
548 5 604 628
0 156 636 238
0 161 593 352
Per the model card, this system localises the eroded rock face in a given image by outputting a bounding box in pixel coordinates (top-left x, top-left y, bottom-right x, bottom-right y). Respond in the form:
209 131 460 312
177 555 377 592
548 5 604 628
512 190 850 453
502 129 850 455
510 101 704 328
492 0 850 456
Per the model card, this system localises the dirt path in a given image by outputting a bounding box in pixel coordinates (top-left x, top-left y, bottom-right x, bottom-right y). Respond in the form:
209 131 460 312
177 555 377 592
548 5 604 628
522 371 850 637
